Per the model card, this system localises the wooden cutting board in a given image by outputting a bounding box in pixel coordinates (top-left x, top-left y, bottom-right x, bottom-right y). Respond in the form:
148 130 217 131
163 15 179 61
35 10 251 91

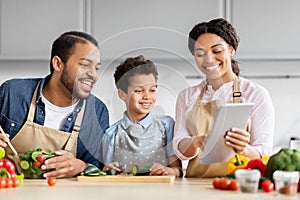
77 175 175 183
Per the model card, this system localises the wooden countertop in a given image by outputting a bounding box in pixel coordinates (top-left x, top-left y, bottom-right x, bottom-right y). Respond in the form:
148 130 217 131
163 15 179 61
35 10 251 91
1 177 299 200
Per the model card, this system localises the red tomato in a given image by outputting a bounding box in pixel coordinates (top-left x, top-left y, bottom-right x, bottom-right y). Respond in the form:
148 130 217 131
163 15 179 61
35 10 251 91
0 177 6 189
37 154 46 163
32 161 41 167
47 177 56 186
12 178 20 188
228 179 239 191
212 178 221 189
5 178 13 188
298 178 300 192
220 179 231 190
261 180 274 192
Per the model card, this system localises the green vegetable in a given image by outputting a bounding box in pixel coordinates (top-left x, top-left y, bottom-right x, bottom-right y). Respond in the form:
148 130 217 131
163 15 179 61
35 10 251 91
132 165 150 176
266 148 300 180
83 165 101 176
31 151 42 162
20 160 30 170
18 148 55 179
105 169 117 175
86 171 107 176
0 149 5 159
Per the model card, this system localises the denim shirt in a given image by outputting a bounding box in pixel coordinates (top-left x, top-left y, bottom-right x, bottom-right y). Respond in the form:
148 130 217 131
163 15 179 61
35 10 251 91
0 75 109 169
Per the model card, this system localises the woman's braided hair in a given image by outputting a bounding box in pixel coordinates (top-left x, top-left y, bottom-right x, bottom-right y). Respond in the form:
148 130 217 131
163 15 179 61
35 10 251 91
188 18 240 76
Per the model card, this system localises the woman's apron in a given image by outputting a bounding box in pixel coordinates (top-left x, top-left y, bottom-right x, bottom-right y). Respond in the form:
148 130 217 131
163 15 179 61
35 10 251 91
185 76 241 177
114 116 168 171
6 83 85 157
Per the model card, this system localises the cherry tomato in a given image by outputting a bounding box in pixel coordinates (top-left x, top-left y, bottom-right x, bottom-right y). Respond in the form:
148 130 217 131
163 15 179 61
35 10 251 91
261 180 274 192
12 178 20 188
0 177 6 189
37 154 46 163
32 161 42 167
298 178 300 192
220 179 231 190
5 178 13 188
47 177 56 186
228 179 239 191
212 178 221 189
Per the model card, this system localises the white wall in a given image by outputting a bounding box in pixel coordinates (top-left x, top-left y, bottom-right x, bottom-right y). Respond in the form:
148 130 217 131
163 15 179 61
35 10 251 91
1 0 300 149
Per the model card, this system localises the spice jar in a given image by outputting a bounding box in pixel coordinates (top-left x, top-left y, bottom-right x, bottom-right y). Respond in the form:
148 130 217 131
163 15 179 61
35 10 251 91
235 169 260 193
273 171 299 195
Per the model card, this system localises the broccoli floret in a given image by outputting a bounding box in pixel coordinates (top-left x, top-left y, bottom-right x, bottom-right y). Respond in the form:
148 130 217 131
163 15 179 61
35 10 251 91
266 148 300 180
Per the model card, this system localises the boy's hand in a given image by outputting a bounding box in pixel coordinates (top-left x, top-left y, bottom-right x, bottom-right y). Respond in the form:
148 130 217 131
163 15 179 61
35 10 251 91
149 163 170 176
102 162 122 172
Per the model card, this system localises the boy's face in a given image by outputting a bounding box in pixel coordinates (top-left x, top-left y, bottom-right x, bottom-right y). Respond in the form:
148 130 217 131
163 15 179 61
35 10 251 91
119 73 157 122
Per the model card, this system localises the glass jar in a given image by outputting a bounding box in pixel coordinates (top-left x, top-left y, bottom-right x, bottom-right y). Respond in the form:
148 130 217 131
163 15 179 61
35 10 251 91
235 169 261 193
290 137 300 150
273 170 299 195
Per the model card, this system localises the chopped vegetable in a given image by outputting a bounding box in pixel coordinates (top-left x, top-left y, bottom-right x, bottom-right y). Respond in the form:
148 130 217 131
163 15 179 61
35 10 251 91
20 160 30 170
105 169 117 175
19 148 55 179
132 165 150 176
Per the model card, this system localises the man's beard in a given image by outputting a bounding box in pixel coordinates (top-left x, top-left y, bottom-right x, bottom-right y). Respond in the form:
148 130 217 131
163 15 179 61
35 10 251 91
60 67 82 101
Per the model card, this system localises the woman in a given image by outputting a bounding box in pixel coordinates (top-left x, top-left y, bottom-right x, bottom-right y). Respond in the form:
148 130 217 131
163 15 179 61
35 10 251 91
173 18 275 177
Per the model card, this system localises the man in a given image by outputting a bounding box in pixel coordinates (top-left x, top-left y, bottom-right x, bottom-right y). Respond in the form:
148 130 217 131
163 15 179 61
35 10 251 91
0 31 109 178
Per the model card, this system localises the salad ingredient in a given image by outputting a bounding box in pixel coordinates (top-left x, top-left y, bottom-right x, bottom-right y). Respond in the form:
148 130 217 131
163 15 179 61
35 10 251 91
47 177 56 186
227 154 251 174
266 148 300 180
261 180 274 192
246 159 266 177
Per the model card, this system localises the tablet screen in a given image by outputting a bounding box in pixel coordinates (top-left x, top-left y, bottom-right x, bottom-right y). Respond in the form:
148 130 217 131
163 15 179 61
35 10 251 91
200 103 254 164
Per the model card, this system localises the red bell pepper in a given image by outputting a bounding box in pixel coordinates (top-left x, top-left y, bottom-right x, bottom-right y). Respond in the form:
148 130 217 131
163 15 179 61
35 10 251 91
246 158 266 177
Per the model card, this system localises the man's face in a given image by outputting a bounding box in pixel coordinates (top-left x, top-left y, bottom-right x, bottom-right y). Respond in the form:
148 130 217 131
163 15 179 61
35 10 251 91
60 42 100 100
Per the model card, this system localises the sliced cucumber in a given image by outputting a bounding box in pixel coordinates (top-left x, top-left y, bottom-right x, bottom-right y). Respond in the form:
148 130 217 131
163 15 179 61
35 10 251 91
86 171 107 176
20 160 30 170
83 165 101 176
105 169 117 175
31 151 42 162
132 165 150 176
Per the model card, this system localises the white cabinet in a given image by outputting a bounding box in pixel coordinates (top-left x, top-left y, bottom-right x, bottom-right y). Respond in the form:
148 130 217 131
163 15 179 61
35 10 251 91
0 0 85 59
231 0 300 59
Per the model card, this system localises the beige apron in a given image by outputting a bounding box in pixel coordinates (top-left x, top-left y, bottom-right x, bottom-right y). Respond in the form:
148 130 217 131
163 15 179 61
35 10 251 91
6 83 85 157
185 76 241 177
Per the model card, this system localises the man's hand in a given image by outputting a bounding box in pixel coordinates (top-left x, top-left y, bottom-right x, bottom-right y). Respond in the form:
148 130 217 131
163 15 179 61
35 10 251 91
41 150 87 178
0 130 9 149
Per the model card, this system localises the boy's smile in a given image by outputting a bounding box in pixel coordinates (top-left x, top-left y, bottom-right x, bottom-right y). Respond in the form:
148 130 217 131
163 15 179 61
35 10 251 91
120 73 157 122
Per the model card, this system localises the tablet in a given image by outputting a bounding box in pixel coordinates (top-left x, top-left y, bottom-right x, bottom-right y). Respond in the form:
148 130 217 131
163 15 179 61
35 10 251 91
200 103 254 164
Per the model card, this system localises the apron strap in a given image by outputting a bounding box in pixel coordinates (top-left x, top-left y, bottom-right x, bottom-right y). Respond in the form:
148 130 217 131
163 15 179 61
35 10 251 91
27 82 40 122
27 81 85 152
197 74 241 104
233 75 241 103
64 100 86 152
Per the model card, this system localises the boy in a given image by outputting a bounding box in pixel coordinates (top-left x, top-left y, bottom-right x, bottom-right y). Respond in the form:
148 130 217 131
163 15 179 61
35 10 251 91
100 55 182 177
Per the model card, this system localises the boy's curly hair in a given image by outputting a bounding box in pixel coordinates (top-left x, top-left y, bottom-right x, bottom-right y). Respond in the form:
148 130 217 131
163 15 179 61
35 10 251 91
114 55 158 93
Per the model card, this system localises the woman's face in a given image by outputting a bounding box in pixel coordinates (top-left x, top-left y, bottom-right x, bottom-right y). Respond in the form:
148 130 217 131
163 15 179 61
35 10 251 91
193 33 235 82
